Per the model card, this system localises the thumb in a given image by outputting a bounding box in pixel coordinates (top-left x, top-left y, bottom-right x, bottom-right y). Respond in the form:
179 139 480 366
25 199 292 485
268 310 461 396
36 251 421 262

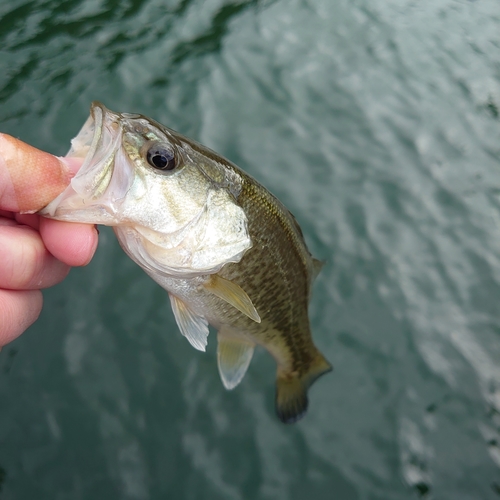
0 134 80 213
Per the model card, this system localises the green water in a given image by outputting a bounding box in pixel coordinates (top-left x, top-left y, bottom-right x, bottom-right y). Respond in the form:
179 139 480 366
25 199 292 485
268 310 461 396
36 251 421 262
1 0 500 498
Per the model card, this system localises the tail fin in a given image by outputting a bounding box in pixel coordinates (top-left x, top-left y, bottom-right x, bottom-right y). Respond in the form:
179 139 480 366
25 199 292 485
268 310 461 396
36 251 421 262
275 351 332 424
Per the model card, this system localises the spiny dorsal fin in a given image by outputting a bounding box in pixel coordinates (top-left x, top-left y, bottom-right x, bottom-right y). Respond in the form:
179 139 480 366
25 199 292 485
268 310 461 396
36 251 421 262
169 293 209 351
204 275 261 323
217 333 255 390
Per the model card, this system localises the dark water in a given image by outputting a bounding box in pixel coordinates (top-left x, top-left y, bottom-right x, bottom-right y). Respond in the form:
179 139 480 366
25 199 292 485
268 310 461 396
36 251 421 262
1 0 500 498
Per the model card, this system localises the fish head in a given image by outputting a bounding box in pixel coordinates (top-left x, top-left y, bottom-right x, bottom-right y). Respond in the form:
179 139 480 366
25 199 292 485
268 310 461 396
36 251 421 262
42 102 251 277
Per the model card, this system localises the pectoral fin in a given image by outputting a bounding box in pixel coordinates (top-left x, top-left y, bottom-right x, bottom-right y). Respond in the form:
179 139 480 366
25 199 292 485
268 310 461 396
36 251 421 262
217 334 255 390
204 275 261 323
169 294 209 352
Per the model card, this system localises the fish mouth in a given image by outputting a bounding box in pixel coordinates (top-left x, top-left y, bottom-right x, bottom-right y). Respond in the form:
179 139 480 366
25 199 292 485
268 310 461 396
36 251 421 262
41 102 132 223
66 101 106 164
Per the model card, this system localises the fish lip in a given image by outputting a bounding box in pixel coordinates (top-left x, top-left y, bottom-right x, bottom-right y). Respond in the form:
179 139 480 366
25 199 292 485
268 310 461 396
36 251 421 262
66 101 104 160
68 101 124 165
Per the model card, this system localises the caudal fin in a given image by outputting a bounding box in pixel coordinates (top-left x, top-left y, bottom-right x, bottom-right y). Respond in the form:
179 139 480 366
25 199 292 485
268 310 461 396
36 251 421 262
275 351 332 424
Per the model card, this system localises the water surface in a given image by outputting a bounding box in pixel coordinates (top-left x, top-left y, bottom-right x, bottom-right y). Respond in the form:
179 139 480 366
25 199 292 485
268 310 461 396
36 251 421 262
1 0 500 498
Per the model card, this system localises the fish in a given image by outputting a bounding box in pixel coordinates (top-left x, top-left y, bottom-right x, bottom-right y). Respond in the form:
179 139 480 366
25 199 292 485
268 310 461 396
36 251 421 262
41 102 332 423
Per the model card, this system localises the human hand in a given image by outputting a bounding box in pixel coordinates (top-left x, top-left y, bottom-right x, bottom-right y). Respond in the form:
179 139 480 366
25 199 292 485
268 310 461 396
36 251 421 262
0 134 98 348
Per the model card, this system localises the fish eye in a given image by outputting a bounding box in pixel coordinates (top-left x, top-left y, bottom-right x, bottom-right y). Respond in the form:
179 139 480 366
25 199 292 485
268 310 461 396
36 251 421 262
146 145 176 171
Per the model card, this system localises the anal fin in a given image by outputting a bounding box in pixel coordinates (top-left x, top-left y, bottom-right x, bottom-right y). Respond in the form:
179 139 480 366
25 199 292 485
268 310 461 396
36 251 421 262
204 275 261 323
169 293 209 352
217 333 255 390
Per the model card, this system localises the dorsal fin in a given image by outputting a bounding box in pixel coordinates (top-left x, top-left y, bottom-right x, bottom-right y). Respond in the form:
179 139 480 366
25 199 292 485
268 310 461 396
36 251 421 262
217 333 255 390
312 258 324 281
203 275 261 323
169 293 209 351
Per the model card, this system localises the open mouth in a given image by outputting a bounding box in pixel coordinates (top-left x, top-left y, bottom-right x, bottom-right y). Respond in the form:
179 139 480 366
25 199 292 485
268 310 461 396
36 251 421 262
40 102 128 223
66 101 104 162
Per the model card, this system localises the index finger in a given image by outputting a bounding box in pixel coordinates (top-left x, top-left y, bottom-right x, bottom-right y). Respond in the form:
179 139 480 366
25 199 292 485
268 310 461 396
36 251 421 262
0 134 98 266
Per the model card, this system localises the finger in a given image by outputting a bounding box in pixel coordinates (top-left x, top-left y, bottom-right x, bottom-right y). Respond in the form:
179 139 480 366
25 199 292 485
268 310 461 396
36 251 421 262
0 217 18 228
15 213 40 230
0 134 72 213
0 210 14 219
0 224 70 289
0 289 43 347
40 218 98 267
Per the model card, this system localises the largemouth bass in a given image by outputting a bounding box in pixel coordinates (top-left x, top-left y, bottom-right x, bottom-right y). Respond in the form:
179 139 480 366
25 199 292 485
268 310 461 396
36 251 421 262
42 102 332 423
